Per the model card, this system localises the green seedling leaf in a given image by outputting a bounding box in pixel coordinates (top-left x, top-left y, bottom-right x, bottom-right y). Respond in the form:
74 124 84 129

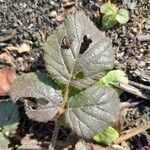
2 122 19 136
10 73 63 122
98 70 128 86
102 15 118 29
66 85 119 138
0 100 19 126
116 9 129 24
100 3 117 15
97 70 128 94
0 132 9 150
93 126 119 146
43 11 115 90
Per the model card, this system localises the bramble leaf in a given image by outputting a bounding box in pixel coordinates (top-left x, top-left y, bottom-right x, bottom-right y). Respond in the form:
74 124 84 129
102 15 118 29
0 100 19 126
10 73 63 122
66 85 119 138
116 9 129 24
93 126 119 146
43 12 115 90
100 3 117 15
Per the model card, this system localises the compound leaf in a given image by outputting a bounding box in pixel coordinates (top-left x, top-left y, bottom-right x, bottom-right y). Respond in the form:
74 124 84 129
44 12 115 89
93 126 119 146
65 85 119 138
0 100 19 126
116 9 129 24
10 73 63 122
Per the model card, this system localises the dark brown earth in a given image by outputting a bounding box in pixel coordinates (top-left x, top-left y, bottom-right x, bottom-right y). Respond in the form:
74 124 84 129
0 0 150 150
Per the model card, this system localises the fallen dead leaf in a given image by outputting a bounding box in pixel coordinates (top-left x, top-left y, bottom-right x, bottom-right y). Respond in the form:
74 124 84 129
0 68 16 96
0 52 15 65
5 43 31 53
56 15 64 22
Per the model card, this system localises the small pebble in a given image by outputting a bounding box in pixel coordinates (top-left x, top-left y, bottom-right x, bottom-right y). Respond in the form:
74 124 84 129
17 57 24 62
49 10 57 18
138 61 146 67
56 15 64 22
140 48 144 53
131 27 137 33
127 2 137 10
147 61 150 64
137 34 150 42
145 20 150 29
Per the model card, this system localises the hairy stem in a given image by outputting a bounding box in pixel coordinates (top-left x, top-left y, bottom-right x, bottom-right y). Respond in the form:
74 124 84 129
61 85 69 109
49 119 60 150
49 85 70 149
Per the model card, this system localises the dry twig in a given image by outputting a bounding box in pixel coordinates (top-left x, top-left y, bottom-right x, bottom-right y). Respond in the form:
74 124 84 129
114 123 150 144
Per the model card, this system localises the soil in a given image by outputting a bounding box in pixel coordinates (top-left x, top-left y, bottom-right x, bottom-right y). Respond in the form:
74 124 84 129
0 0 150 150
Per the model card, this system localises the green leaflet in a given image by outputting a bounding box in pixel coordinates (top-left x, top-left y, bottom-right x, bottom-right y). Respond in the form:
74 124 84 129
43 11 114 90
93 126 119 146
102 15 118 29
10 73 63 122
98 70 128 86
100 3 118 15
66 85 119 138
116 9 129 24
97 70 128 94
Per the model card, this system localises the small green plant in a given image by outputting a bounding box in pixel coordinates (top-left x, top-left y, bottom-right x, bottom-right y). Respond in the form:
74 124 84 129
100 2 129 29
93 126 119 146
10 12 120 149
98 69 128 94
0 100 19 150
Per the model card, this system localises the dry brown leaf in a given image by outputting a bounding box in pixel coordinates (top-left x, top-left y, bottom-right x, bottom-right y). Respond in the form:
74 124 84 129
0 68 16 96
0 52 15 65
6 43 31 53
56 15 64 22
